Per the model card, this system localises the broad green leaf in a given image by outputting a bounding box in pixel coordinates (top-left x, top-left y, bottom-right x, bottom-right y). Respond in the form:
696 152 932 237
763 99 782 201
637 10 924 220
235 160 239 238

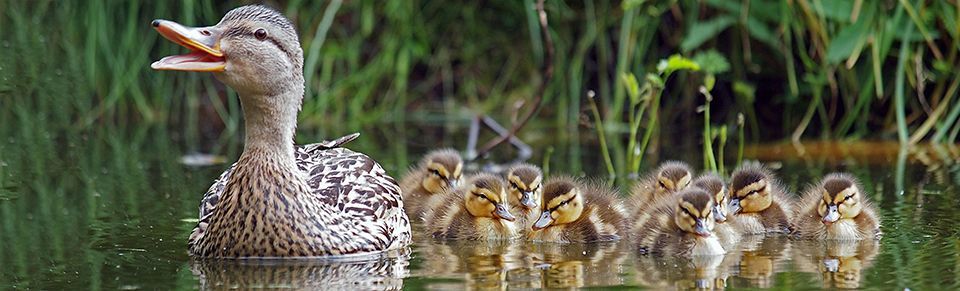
681 16 736 52
692 50 731 75
657 54 701 74
826 20 870 64
814 0 855 22
746 17 779 50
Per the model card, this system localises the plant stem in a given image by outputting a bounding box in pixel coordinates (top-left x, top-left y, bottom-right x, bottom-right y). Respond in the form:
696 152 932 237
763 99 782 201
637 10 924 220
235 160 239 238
588 91 616 181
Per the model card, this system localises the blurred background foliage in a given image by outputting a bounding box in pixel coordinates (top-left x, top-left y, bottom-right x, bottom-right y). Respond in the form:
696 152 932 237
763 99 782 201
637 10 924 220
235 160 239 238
1 0 958 175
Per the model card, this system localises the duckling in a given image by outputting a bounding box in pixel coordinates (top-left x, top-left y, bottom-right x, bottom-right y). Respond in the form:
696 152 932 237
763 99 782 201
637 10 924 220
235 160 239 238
400 149 463 221
424 173 518 240
529 177 628 243
692 173 739 245
727 162 795 235
504 163 544 231
792 173 881 240
628 161 694 212
633 188 725 256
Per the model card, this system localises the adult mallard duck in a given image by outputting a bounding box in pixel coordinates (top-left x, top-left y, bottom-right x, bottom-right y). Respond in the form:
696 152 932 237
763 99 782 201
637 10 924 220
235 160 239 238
152 5 411 257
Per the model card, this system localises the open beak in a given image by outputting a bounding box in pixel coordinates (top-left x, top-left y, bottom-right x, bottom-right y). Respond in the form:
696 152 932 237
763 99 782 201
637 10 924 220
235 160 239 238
520 191 538 208
822 205 840 224
694 219 711 237
713 204 727 223
151 19 226 72
532 211 553 230
729 198 742 215
492 203 516 221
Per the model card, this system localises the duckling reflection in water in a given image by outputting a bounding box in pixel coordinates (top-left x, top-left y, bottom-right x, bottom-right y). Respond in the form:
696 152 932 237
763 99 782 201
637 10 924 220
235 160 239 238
423 173 519 240
529 177 628 243
537 240 628 288
727 162 795 235
634 254 728 290
504 164 544 233
400 149 464 221
792 173 882 240
414 240 527 290
726 236 792 288
791 239 878 289
633 188 725 257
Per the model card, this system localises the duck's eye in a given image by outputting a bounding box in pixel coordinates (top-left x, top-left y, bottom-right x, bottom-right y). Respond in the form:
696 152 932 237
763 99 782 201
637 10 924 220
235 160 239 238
509 181 521 190
254 28 268 40
429 169 443 178
658 181 668 189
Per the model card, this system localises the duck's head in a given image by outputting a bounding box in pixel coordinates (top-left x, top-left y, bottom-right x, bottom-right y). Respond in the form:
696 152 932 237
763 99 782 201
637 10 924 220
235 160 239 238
729 164 775 215
506 164 543 209
653 161 693 193
151 5 303 96
419 149 464 194
693 173 728 224
674 188 716 237
817 174 864 225
463 174 515 221
532 179 585 230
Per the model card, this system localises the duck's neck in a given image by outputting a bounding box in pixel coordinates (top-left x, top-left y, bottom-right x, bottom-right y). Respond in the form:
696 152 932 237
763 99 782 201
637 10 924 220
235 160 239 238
237 88 302 166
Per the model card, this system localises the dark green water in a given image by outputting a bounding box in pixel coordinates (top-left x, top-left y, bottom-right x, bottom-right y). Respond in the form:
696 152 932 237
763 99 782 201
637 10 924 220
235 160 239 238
1 122 959 289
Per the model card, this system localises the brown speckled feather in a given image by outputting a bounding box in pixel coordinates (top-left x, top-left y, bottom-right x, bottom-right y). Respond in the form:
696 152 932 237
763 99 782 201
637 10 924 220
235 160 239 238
188 134 411 257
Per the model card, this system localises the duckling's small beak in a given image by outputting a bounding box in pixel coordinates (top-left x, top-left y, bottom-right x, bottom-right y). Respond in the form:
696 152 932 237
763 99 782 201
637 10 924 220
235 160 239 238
492 203 516 221
532 211 553 230
822 205 840 224
448 178 460 189
520 191 538 208
713 204 727 223
823 258 840 272
694 219 711 237
729 198 742 214
151 19 226 72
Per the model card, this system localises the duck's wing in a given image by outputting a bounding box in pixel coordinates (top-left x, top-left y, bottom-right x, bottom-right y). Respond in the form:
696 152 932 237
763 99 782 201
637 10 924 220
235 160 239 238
191 133 361 242
299 134 412 250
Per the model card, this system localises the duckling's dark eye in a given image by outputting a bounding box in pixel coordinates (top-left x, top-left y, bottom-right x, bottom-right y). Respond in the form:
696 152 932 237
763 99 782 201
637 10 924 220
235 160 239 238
254 28 268 40
658 181 668 188
509 181 521 190
429 169 444 178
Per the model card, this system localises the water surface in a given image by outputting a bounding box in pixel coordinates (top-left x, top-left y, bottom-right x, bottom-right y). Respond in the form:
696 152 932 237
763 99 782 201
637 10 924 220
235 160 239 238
1 125 958 289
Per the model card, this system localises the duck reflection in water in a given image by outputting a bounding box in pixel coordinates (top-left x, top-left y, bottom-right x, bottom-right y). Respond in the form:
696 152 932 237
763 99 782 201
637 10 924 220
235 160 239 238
726 236 792 288
792 239 878 289
634 253 730 290
189 253 409 290
415 239 525 290
537 241 627 288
